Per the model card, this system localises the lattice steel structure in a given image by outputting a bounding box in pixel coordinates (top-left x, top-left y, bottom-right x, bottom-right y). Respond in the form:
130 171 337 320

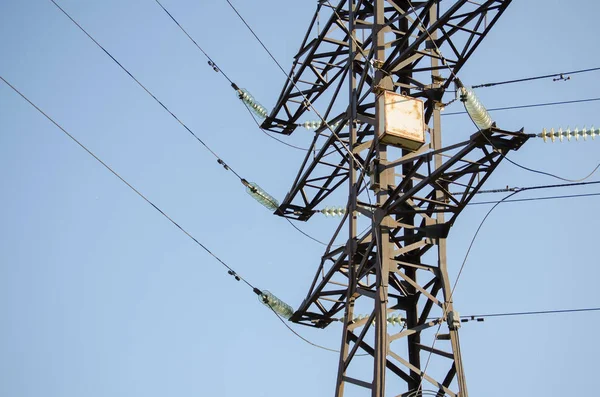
264 1 525 396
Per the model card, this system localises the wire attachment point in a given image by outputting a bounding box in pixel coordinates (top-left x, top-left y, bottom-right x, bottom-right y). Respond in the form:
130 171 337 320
217 158 230 170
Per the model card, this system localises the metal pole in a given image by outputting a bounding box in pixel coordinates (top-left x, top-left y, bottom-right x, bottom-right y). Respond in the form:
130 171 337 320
430 4 468 396
373 0 392 395
335 1 358 395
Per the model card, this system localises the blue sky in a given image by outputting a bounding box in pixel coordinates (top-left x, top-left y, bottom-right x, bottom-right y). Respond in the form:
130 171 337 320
1 1 599 396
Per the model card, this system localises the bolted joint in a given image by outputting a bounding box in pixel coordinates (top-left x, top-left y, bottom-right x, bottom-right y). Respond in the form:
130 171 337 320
447 310 461 330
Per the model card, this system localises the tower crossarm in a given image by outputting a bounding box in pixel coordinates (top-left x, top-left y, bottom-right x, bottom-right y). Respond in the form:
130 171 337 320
290 127 529 328
261 0 512 135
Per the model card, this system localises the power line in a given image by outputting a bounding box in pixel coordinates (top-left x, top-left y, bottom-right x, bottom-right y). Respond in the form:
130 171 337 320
419 190 521 382
0 74 260 294
49 0 245 181
224 0 377 237
466 307 600 319
470 192 600 206
443 97 600 116
49 0 325 245
239 98 313 151
1 74 343 356
224 0 371 179
456 180 600 195
153 0 310 152
457 92 600 183
472 66 600 89
153 0 234 84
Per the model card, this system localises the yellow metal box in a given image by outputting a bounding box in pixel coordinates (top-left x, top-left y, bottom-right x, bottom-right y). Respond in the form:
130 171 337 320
380 91 425 151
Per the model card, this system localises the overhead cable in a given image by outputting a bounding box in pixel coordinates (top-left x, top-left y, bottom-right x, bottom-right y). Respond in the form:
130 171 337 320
443 97 600 116
470 192 600 206
50 0 326 245
465 307 600 319
153 0 309 152
0 75 260 294
455 81 600 183
457 180 600 195
49 0 245 181
419 190 521 383
472 66 600 89
1 74 342 354
224 0 370 177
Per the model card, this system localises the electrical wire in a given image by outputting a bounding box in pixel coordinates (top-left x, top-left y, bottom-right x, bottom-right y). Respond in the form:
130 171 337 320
464 307 600 319
285 218 329 246
452 86 600 183
153 0 310 152
49 0 245 181
224 0 370 178
240 99 311 151
49 0 327 245
1 74 346 356
223 0 379 260
443 97 600 115
0 74 260 293
419 190 521 389
223 0 379 232
153 0 234 84
266 305 339 353
454 180 600 195
472 66 600 89
464 108 600 183
469 192 600 206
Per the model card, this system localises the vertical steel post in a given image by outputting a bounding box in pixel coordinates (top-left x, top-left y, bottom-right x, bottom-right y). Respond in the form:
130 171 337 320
335 1 358 395
373 1 392 395
429 4 468 396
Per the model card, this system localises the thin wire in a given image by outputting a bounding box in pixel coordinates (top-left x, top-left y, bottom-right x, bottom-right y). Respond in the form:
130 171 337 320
154 0 309 152
240 99 310 151
50 0 329 245
49 0 246 181
458 95 600 183
0 75 259 293
153 0 234 84
456 180 600 195
470 191 600 206
419 190 521 388
224 0 369 177
224 0 378 257
443 97 600 116
267 305 340 353
2 74 345 356
472 66 600 89
419 178 600 380
465 307 600 319
285 218 328 246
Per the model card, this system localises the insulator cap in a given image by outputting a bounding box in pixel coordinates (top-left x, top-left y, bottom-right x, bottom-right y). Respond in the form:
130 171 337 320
351 313 404 326
457 86 493 130
387 314 405 326
236 88 269 119
539 126 599 143
300 120 346 131
245 182 280 211
259 291 294 319
320 206 347 217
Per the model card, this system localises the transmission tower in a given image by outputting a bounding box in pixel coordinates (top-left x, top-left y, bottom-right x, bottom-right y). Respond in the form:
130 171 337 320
263 1 525 396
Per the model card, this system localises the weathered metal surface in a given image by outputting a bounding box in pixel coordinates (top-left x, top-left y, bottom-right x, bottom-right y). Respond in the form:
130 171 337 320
381 91 425 150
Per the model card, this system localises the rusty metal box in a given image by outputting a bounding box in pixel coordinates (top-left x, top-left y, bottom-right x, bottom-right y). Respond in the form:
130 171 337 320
380 91 425 151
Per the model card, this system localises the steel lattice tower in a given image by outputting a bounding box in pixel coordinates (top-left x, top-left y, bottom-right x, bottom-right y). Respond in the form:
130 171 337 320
263 1 526 395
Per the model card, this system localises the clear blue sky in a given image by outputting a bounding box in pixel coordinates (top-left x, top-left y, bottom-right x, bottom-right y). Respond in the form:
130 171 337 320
1 1 599 396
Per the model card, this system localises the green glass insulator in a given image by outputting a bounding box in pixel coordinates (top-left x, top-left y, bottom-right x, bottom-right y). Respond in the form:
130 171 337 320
246 182 279 211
